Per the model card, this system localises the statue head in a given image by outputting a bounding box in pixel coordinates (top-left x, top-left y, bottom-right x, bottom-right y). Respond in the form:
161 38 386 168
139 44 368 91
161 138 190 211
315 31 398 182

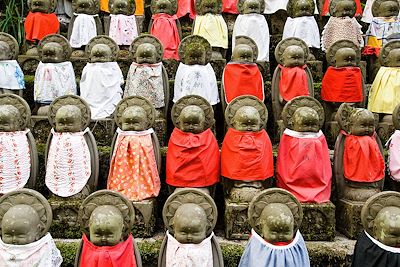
282 45 306 67
292 106 320 132
259 203 295 243
331 0 356 17
136 43 158 64
173 203 208 244
198 0 219 14
1 205 41 245
231 44 254 63
0 105 21 132
372 206 400 247
242 0 262 14
73 0 99 14
290 0 314 17
109 0 135 15
90 44 113 63
334 47 357 67
55 105 83 132
232 106 262 132
349 109 375 136
121 106 148 131
41 42 65 63
152 0 174 13
177 105 206 134
184 43 207 65
89 205 124 246
0 41 12 61
29 0 54 13
376 0 399 17
386 48 400 67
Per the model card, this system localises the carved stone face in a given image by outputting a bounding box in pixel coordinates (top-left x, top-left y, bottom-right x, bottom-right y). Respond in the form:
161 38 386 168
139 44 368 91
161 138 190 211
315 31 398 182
55 105 83 132
292 0 313 17
231 44 254 63
232 106 262 132
0 41 12 61
282 46 305 67
0 106 20 132
373 206 400 247
378 1 399 17
89 205 124 246
136 43 158 64
332 0 356 17
30 0 53 13
90 44 113 63
173 203 208 244
75 0 96 13
200 0 218 13
242 0 262 14
178 105 206 134
111 0 131 15
293 107 320 133
259 203 294 243
121 106 148 131
1 205 41 245
41 42 65 63
386 49 400 67
153 0 173 13
349 110 375 136
184 43 206 65
335 48 357 67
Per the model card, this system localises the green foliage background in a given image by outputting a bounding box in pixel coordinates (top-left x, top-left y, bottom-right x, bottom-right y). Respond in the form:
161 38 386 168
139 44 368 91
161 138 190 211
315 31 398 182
0 0 26 46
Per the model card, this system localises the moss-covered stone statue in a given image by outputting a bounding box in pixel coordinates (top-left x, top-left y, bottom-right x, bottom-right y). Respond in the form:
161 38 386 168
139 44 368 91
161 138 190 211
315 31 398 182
192 0 228 59
271 37 314 138
232 0 269 61
0 189 62 266
353 191 400 266
174 35 219 106
149 0 182 60
0 33 25 96
263 0 318 14
75 190 142 267
0 94 38 194
221 95 273 239
67 0 103 48
239 188 310 267
321 0 364 52
158 188 224 267
167 95 219 194
34 34 77 115
221 36 264 112
80 36 123 120
107 96 161 236
282 0 320 51
368 40 400 142
334 103 385 238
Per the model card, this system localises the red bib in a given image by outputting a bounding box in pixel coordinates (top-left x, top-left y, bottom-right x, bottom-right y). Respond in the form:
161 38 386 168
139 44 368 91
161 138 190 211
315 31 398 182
24 12 60 42
151 14 180 60
223 63 264 103
80 234 137 267
166 128 220 187
276 131 332 203
321 66 363 102
222 0 238 14
221 128 274 181
278 65 310 102
322 0 362 16
176 0 196 19
343 133 385 182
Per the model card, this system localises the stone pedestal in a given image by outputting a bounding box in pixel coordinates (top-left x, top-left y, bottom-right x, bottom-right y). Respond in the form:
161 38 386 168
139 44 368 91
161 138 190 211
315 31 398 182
49 198 82 239
154 118 167 147
224 199 251 240
89 118 115 147
162 59 179 80
256 60 271 81
300 201 335 241
325 121 340 148
132 198 157 237
210 58 226 80
336 198 364 239
31 115 52 144
308 60 323 82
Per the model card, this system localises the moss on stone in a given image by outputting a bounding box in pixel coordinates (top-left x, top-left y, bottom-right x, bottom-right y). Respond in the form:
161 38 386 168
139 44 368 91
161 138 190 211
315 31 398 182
221 243 245 267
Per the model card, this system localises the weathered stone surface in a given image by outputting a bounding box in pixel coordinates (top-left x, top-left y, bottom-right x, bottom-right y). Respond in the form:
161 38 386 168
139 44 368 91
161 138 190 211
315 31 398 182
224 199 251 240
49 198 82 239
301 201 336 241
336 199 364 240
18 55 40 75
308 60 323 82
132 198 157 237
210 58 226 80
89 118 115 147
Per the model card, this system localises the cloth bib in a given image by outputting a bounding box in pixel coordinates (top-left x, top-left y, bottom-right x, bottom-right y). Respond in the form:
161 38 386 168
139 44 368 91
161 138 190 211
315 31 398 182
0 60 25 90
109 14 138 45
278 65 310 101
282 16 320 49
192 14 228 49
222 0 238 14
387 130 400 181
69 13 97 48
24 12 60 41
176 0 196 18
150 14 180 60
364 17 400 56
361 0 375 23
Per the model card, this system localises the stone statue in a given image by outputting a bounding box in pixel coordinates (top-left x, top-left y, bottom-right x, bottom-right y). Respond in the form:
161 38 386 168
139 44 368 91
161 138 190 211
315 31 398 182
173 35 219 106
386 104 400 190
75 190 142 267
80 36 123 120
263 0 318 14
353 191 400 266
221 36 264 112
239 188 310 267
271 37 314 138
149 0 182 60
158 188 224 267
321 0 364 52
192 0 228 59
34 34 77 115
0 94 38 194
221 95 273 239
45 95 99 199
0 33 25 96
321 0 362 17
24 0 60 45
67 0 103 48
283 0 320 51
0 189 62 266
166 95 219 194
232 0 269 61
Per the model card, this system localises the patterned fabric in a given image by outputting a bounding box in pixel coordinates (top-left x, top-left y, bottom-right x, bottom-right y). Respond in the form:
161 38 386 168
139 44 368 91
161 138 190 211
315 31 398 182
192 14 228 49
34 61 77 104
107 129 160 201
69 13 98 48
364 17 400 54
0 60 25 89
124 62 165 108
388 130 400 181
361 0 375 23
45 128 91 197
0 130 31 194
283 16 320 48
0 233 62 267
109 14 138 45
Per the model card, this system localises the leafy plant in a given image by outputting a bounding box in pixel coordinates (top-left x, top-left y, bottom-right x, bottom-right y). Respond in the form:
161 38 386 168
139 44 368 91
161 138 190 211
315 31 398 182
0 0 26 46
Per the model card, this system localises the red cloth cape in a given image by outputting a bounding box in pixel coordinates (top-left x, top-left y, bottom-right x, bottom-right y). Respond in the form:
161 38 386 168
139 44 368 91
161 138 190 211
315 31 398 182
223 63 264 103
151 14 180 60
343 133 385 182
80 234 137 267
176 0 196 19
278 65 310 102
222 0 238 14
24 12 60 42
221 128 274 181
321 66 363 102
276 132 332 203
166 128 220 187
321 0 363 16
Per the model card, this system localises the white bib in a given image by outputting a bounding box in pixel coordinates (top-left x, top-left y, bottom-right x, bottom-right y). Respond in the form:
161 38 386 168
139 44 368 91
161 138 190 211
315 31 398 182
0 60 25 90
109 14 138 45
283 16 320 48
69 13 97 48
